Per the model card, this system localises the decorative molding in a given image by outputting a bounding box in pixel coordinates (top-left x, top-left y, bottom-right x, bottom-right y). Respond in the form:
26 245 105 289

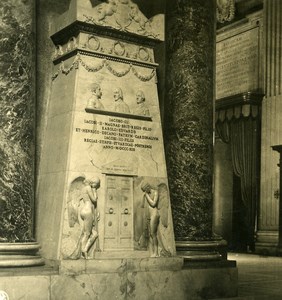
217 0 235 23
51 21 162 49
85 108 152 122
113 41 126 56
138 47 150 62
52 54 157 82
66 36 78 52
86 35 100 51
54 34 154 65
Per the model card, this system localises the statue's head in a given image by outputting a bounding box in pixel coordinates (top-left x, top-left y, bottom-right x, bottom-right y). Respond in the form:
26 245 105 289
141 182 151 192
85 177 101 189
113 87 123 101
136 90 145 104
91 83 102 98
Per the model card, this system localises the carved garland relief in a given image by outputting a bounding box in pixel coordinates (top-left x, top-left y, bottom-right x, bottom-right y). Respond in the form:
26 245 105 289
52 54 156 82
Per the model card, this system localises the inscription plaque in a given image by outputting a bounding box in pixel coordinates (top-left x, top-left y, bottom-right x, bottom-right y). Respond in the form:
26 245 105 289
216 26 260 99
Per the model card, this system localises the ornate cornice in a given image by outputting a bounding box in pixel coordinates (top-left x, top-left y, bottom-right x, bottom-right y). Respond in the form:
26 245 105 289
215 92 264 122
215 92 264 110
51 20 162 49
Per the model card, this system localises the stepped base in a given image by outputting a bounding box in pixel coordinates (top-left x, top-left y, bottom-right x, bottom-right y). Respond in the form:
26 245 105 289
0 257 237 299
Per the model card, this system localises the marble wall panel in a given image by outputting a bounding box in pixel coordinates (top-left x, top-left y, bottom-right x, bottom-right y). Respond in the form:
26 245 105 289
39 112 73 174
51 273 126 300
49 59 78 118
127 267 237 300
36 172 68 260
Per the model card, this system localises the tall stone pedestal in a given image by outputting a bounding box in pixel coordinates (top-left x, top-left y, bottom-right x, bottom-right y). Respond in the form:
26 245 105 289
37 0 175 263
29 1 238 299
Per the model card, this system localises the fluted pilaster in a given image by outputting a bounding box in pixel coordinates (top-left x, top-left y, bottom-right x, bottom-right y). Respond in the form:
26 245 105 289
256 0 282 254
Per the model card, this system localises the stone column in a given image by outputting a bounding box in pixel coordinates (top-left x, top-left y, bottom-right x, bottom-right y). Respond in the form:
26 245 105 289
0 1 43 267
165 0 225 261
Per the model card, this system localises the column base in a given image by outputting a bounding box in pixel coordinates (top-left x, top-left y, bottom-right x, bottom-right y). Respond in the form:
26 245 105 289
176 239 228 264
0 242 44 267
255 230 278 256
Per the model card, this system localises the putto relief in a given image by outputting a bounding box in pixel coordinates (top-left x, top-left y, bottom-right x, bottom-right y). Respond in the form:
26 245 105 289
62 175 175 259
63 176 101 260
134 178 175 257
83 0 164 40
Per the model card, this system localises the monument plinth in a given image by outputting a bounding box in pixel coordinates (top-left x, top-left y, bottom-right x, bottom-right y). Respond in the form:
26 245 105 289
37 0 175 263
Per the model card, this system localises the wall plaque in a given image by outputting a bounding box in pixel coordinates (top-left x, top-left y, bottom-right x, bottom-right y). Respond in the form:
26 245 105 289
216 25 260 99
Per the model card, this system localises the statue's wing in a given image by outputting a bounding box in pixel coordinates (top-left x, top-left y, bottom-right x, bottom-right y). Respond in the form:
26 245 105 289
134 195 146 243
157 183 169 228
67 176 85 227
157 183 173 256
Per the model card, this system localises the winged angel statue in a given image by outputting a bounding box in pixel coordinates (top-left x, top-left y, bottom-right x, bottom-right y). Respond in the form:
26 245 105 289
67 176 101 259
137 182 172 257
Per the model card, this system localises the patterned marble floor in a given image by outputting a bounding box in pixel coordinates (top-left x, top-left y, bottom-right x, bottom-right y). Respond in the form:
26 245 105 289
217 253 282 299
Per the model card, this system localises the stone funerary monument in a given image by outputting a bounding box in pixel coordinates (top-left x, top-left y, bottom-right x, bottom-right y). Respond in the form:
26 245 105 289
38 0 175 262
